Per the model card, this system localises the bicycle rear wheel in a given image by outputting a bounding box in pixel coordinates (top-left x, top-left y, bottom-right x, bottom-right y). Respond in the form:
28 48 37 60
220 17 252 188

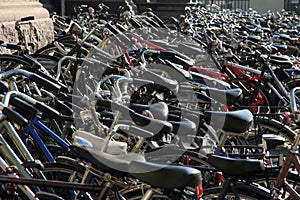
254 170 300 200
202 183 270 200
43 160 86 199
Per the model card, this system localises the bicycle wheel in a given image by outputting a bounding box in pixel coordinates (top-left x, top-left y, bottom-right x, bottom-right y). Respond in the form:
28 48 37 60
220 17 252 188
222 116 296 159
121 185 198 200
229 79 276 113
35 42 75 56
0 54 32 71
30 53 59 73
42 160 86 199
122 191 170 200
249 116 296 145
254 169 300 200
202 183 270 200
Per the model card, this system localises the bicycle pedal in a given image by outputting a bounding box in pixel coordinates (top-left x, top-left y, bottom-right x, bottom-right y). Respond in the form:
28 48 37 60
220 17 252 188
22 160 44 171
35 191 64 200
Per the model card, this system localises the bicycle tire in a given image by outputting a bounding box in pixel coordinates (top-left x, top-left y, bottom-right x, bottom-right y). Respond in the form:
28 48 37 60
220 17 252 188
254 169 300 200
35 42 75 56
0 54 32 71
121 185 198 200
122 191 170 200
42 160 86 199
202 182 270 200
250 116 296 145
229 79 276 113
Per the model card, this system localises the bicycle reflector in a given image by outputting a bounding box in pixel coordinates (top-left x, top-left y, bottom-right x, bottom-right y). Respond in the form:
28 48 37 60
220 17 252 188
216 171 223 186
265 150 270 165
195 182 203 199
285 112 291 125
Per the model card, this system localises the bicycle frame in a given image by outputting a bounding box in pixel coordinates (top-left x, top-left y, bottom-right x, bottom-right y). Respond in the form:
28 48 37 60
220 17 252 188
224 60 290 105
270 87 300 199
0 118 39 199
24 117 70 163
272 148 300 199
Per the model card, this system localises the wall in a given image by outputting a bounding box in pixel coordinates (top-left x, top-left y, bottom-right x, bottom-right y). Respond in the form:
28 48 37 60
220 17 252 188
0 0 54 53
249 0 284 13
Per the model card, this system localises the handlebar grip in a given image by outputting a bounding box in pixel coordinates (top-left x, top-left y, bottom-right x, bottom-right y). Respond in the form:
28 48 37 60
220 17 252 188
129 18 142 28
21 16 35 22
54 98 73 116
105 23 119 35
105 23 131 43
96 99 130 114
10 97 38 119
3 107 28 126
120 125 153 138
35 71 69 92
29 73 61 93
5 44 22 51
35 102 60 118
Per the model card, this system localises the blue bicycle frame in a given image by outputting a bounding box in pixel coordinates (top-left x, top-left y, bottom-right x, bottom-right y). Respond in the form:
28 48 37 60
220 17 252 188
24 117 71 163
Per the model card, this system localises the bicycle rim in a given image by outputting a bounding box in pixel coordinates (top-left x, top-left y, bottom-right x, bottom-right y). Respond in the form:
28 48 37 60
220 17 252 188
202 185 270 200
254 173 300 200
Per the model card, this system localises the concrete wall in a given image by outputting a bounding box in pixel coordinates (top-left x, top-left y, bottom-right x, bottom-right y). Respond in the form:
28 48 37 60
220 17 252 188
0 0 53 53
250 0 284 13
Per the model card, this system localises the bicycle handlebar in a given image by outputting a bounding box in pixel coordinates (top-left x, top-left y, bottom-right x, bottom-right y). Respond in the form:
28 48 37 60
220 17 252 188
3 91 60 118
0 69 61 93
2 106 28 126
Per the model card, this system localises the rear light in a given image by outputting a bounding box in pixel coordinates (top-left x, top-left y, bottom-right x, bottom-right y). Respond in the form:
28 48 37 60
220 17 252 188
195 182 203 199
285 112 291 124
216 172 223 186
265 150 270 165
185 155 190 165
223 105 229 112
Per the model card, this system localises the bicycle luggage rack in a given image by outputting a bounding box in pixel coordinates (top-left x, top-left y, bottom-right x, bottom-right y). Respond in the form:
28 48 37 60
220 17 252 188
263 150 300 168
223 145 265 159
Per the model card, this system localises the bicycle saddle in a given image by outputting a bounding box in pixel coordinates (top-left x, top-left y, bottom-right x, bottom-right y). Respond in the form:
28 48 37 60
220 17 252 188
72 130 127 155
170 119 197 136
270 54 290 61
269 59 293 68
142 70 179 93
247 35 261 43
129 102 169 120
204 109 253 133
130 102 196 135
69 145 202 188
207 155 264 177
97 99 173 138
69 145 145 176
164 60 191 79
271 44 287 52
129 161 202 188
207 88 242 106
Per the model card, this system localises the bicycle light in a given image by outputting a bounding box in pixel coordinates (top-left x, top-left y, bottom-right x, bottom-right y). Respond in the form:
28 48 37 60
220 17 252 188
195 182 203 199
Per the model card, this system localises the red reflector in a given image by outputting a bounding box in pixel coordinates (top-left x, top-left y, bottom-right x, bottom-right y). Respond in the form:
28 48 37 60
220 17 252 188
196 183 203 199
285 112 291 124
185 155 190 165
223 105 229 112
216 172 223 186
265 151 270 165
